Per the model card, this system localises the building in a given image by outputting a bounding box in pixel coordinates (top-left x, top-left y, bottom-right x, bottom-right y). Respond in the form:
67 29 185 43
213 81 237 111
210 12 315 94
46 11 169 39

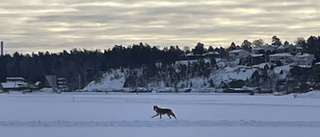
276 44 288 53
0 77 29 92
45 75 69 92
228 49 250 59
251 46 265 54
45 75 57 90
293 53 314 68
247 54 265 65
275 44 302 54
287 45 303 54
57 78 69 92
265 45 279 53
203 51 220 58
269 53 294 65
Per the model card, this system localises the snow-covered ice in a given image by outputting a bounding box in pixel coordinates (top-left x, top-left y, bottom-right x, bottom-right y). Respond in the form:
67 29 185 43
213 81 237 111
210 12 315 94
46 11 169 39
1 92 320 137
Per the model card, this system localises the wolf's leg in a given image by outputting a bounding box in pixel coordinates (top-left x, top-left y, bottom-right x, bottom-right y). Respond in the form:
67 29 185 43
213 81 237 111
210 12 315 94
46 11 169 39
151 114 159 118
160 114 162 119
170 113 177 119
167 114 171 119
172 114 177 119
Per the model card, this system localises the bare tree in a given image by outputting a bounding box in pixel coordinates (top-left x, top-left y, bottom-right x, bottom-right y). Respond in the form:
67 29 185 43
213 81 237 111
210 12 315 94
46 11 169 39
241 40 252 52
252 39 264 46
294 37 306 45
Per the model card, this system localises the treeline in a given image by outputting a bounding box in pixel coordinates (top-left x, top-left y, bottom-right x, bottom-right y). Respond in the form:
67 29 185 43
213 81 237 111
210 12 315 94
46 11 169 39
0 43 189 90
1 36 320 90
0 42 228 90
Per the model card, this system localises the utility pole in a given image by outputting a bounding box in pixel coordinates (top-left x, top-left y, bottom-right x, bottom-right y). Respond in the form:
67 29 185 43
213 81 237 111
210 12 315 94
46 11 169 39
1 41 3 56
78 73 81 90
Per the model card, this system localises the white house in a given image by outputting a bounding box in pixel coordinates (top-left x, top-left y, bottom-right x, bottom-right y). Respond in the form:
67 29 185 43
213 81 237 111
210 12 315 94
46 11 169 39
228 49 250 59
293 53 314 68
269 53 294 65
1 77 29 92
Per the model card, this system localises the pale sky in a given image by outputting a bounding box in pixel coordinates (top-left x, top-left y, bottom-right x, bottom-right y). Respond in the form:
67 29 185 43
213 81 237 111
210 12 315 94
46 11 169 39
0 0 319 54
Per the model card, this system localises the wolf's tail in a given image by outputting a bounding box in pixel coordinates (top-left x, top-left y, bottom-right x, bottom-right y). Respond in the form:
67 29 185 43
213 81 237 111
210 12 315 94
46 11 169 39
170 110 177 119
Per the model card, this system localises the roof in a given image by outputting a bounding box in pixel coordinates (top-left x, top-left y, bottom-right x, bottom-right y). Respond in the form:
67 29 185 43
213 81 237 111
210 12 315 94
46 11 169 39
1 81 28 89
269 53 293 57
297 65 312 68
252 47 264 51
6 77 25 81
206 51 219 55
229 49 245 53
295 53 314 58
277 45 287 49
1 82 17 88
185 53 194 57
250 54 264 57
203 51 219 56
264 45 279 50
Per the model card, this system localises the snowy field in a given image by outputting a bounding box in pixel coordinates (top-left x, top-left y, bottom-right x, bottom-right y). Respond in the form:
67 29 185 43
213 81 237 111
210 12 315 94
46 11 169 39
1 92 320 137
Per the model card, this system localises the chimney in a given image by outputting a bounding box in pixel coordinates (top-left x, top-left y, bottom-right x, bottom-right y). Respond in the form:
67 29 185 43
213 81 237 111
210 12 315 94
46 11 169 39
1 41 3 56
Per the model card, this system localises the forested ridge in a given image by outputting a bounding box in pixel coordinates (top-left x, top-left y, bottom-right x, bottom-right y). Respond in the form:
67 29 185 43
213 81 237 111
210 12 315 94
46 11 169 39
0 42 186 90
1 36 320 91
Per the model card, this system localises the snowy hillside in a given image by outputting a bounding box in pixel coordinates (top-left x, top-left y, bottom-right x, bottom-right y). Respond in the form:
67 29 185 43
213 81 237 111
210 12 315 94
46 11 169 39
83 69 127 91
84 62 292 93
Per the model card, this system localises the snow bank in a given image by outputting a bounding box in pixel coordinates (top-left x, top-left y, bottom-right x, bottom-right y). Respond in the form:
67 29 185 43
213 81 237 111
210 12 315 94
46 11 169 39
294 90 320 98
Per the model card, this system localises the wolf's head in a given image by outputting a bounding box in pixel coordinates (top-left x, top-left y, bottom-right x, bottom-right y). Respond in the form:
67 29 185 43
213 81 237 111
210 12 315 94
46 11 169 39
153 105 158 111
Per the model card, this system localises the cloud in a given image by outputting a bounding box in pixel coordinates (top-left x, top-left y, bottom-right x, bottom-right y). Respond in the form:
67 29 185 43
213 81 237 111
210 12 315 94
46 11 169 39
0 0 319 54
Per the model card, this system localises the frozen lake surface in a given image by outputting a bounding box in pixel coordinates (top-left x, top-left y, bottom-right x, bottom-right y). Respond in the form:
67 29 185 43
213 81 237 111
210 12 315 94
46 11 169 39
1 92 320 137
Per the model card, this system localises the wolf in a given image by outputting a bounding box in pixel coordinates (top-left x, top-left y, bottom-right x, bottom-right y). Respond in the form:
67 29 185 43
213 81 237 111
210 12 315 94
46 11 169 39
151 105 177 119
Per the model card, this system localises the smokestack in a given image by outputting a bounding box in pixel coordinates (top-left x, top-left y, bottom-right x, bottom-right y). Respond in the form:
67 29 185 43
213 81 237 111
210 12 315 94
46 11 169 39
1 41 3 56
